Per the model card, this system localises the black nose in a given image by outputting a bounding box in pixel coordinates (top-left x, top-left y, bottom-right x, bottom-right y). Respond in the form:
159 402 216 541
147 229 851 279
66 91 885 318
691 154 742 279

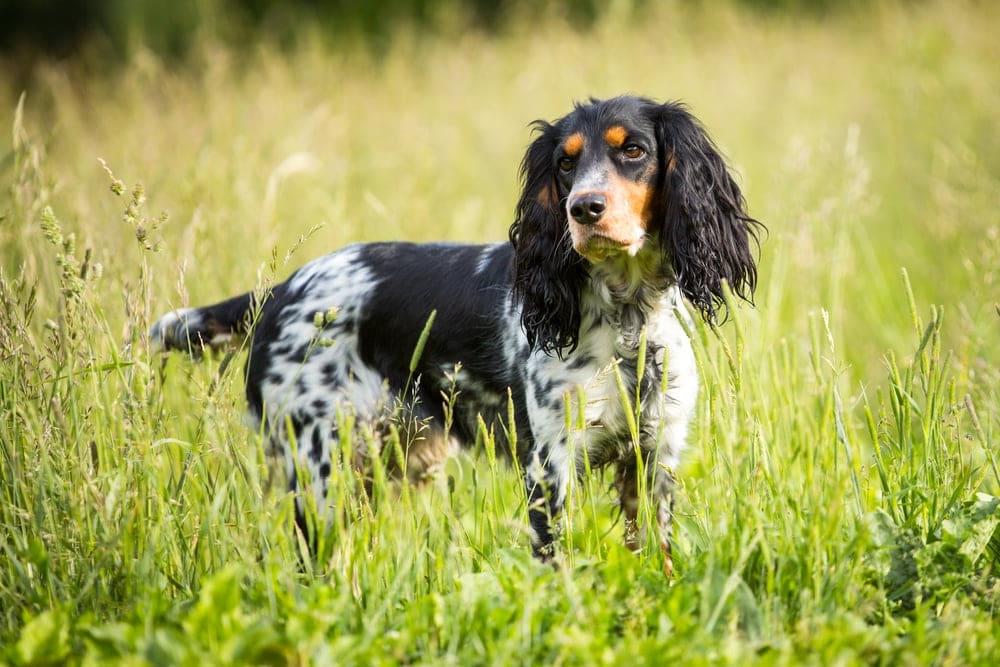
569 193 606 225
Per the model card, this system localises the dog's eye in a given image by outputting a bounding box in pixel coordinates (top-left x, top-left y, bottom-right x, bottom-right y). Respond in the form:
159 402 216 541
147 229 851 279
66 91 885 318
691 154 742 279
558 156 576 172
623 144 645 159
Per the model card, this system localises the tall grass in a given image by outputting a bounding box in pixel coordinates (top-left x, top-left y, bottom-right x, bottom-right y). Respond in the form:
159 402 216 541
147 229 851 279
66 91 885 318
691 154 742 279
1 1 998 663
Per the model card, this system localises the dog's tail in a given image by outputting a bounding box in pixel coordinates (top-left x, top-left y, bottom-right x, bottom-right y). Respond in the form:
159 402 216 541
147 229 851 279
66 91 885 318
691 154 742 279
150 291 255 355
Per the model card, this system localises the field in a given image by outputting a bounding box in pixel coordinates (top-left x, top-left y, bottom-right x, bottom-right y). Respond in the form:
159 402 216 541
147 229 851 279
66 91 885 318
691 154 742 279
1 1 999 663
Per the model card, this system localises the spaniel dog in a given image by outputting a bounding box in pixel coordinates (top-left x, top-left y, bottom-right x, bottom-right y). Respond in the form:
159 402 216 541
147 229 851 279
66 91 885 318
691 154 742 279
151 95 760 574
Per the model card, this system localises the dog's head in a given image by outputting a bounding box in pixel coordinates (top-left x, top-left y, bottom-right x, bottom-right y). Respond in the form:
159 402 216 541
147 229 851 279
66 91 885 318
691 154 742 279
509 95 761 355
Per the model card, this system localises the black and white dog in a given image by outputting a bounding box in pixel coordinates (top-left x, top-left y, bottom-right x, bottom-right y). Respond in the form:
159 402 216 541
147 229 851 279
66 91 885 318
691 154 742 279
151 96 760 573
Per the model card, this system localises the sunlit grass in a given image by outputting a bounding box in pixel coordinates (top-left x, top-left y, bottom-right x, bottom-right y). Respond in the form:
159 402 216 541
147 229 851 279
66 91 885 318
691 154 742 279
1 1 999 663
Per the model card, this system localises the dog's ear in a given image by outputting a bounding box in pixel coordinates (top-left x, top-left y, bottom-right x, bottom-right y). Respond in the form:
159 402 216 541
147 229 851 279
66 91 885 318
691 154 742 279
509 120 586 356
653 102 762 322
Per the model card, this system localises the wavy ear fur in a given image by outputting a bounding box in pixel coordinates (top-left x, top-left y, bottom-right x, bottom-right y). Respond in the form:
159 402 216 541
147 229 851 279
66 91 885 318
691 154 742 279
655 103 762 323
509 120 586 356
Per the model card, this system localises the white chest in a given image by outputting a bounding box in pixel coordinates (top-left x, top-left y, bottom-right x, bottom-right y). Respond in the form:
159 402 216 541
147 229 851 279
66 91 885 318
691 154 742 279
524 291 698 466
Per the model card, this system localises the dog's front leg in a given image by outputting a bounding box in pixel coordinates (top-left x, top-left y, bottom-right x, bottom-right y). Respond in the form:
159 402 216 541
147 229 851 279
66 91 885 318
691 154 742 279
642 304 698 577
614 457 642 552
616 442 679 577
524 440 569 562
648 443 679 578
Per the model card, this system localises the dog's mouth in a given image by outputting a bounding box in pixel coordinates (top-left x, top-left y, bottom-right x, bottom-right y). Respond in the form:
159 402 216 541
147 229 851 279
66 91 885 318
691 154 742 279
574 233 646 262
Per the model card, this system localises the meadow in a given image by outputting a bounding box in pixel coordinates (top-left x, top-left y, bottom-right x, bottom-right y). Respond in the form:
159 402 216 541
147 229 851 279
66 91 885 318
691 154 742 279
1 1 999 663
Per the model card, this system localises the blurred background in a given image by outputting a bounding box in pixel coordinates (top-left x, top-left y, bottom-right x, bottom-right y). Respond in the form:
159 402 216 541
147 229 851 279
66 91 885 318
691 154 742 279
0 0 997 380
1 0 851 63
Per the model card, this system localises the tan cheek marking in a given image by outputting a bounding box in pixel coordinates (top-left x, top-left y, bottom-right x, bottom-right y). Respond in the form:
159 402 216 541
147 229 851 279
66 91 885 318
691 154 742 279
666 149 677 173
604 126 628 148
563 133 584 157
609 173 656 231
537 182 556 207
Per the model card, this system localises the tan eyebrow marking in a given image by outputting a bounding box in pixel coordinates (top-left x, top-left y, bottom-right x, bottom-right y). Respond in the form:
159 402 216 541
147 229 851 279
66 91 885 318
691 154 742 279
604 125 628 148
563 133 584 157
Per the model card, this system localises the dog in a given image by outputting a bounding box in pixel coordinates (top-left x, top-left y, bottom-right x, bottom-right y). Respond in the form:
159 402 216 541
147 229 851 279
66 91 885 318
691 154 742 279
151 95 760 573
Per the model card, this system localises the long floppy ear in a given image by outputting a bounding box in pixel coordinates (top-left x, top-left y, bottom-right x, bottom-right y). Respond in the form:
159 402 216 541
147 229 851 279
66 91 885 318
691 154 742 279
509 120 586 356
654 102 762 323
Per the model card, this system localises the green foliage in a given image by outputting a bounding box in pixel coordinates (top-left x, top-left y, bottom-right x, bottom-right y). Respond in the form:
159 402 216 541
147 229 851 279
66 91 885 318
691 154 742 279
1 1 999 663
0 0 867 64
